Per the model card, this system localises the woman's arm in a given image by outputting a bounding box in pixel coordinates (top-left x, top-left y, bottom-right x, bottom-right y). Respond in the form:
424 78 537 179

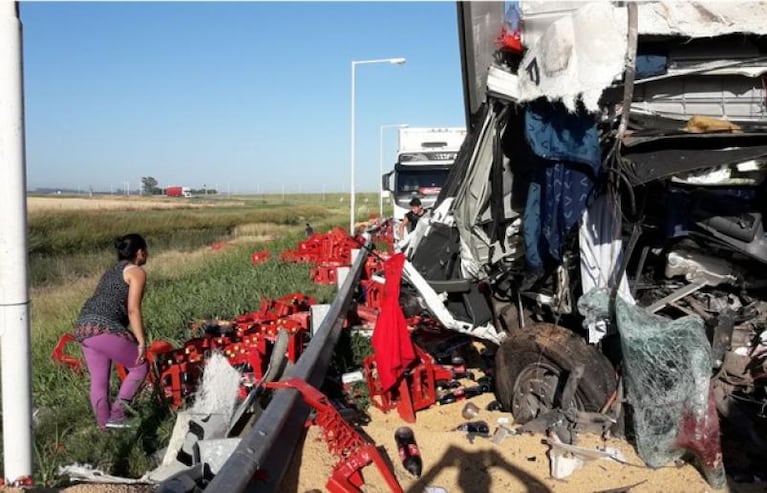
125 266 147 348
398 216 410 239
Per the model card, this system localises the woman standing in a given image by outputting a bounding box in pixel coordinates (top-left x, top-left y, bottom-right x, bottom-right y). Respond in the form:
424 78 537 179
75 234 149 429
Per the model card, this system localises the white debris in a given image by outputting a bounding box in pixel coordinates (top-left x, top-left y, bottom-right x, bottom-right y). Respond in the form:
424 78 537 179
546 433 628 480
189 351 242 422
153 352 242 476
58 464 152 484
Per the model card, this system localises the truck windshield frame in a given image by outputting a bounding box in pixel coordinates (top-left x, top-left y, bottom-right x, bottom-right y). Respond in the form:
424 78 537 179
394 168 451 195
399 151 459 163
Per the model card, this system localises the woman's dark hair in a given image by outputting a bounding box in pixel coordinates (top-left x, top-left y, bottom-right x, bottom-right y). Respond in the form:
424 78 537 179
114 233 147 261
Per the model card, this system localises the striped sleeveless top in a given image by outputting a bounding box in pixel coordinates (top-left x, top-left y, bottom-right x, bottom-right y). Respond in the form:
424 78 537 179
75 261 134 342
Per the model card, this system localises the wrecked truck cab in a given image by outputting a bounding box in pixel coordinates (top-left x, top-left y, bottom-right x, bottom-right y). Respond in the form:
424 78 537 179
400 1 767 485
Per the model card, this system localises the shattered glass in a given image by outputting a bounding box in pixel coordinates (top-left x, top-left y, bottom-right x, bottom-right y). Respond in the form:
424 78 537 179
578 289 722 485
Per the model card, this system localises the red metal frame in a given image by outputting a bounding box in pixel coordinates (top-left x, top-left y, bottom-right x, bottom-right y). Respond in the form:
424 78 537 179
363 345 452 423
51 333 83 372
265 378 403 493
53 293 315 410
250 251 270 265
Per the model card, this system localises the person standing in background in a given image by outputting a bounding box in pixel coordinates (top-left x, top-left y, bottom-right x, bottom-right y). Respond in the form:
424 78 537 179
75 234 150 429
398 197 425 239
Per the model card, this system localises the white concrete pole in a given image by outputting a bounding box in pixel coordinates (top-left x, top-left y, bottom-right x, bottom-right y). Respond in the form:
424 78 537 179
0 1 33 482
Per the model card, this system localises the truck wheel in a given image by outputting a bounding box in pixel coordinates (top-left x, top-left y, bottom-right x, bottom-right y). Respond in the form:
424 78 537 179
494 323 616 424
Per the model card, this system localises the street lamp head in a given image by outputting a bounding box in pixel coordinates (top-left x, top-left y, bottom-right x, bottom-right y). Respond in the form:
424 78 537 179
389 57 407 65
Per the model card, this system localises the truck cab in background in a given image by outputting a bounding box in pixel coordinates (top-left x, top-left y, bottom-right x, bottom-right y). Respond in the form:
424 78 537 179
382 127 466 238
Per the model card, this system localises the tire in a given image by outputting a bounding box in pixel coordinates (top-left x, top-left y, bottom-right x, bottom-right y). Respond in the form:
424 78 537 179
494 323 617 424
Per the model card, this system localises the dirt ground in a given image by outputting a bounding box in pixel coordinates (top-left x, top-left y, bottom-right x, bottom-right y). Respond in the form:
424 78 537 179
287 391 767 493
7 391 765 493
27 196 240 212
5 392 765 493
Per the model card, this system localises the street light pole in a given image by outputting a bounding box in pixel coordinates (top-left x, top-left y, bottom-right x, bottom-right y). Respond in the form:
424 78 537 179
350 57 406 235
379 123 408 217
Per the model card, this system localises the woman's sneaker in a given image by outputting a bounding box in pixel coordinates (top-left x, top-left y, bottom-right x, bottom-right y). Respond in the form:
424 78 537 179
105 417 133 429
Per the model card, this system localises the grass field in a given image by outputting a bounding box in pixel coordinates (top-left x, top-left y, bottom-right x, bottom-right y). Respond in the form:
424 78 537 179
11 192 382 485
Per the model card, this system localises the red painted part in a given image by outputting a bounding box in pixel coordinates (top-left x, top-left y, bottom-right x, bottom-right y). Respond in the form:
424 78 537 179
364 255 387 280
360 279 383 311
51 333 83 372
234 311 277 326
5 476 34 487
265 378 403 493
244 293 315 321
116 339 176 382
251 251 270 265
144 295 313 408
373 219 395 251
274 293 316 313
496 27 523 53
281 227 363 266
311 262 344 285
355 305 379 327
211 241 228 250
675 383 725 485
52 290 317 411
363 345 446 423
150 340 175 355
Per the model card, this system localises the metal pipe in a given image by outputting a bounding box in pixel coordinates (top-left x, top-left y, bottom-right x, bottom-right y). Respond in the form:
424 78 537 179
205 235 372 492
0 1 33 482
379 124 384 217
350 61 356 234
350 58 406 234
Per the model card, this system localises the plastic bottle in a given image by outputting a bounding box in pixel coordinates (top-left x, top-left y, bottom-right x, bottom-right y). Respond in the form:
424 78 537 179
456 420 490 435
463 385 485 398
486 400 503 412
394 426 423 477
476 375 493 392
437 393 457 405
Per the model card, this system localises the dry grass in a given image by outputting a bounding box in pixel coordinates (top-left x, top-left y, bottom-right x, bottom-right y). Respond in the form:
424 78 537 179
31 276 99 329
27 196 244 213
232 222 296 238
142 242 257 279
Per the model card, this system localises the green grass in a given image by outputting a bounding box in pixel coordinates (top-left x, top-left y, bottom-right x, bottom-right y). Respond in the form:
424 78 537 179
28 203 330 255
12 193 381 485
27 201 338 286
29 239 336 485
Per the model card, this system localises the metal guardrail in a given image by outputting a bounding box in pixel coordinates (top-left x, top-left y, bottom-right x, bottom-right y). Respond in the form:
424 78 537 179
206 235 372 492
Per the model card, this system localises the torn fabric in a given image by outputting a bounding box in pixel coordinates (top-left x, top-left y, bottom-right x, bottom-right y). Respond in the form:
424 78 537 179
523 102 601 265
372 253 416 391
579 193 635 305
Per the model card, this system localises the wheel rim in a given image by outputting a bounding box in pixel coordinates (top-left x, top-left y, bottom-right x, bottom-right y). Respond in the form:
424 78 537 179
511 361 581 423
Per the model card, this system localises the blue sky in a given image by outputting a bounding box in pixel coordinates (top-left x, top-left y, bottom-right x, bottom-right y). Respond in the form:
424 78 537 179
21 1 466 194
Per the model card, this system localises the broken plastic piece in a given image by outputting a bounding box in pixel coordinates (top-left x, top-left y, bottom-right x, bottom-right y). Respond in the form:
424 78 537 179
545 433 627 480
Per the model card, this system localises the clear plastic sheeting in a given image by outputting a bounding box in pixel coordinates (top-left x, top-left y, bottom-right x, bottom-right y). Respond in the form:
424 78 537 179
578 289 724 487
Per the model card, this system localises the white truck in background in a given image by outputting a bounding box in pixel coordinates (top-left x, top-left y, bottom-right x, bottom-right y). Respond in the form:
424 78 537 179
381 127 466 225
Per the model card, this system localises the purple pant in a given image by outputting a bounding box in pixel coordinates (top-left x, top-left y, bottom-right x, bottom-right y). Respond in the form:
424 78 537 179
81 333 148 428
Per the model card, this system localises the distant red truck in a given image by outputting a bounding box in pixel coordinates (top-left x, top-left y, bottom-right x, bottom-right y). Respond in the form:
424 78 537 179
165 186 191 198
